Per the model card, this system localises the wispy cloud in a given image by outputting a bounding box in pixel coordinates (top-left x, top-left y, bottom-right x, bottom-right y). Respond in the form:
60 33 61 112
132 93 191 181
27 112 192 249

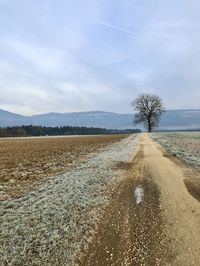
4 40 64 73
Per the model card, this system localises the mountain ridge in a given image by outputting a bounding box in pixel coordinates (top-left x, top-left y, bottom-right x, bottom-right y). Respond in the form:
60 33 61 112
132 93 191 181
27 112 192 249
1 108 200 130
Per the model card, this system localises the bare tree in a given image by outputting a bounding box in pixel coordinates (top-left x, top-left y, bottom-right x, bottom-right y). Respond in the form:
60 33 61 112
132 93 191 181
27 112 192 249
131 94 165 132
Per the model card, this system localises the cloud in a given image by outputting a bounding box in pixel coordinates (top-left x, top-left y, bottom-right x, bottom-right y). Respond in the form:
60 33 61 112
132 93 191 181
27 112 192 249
6 41 64 73
0 0 200 115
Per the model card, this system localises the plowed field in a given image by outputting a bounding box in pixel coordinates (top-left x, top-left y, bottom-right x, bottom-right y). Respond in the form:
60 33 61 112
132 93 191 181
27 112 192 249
0 135 127 200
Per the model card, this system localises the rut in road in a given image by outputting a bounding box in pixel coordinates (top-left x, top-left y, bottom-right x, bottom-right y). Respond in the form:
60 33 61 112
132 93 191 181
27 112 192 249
83 134 200 266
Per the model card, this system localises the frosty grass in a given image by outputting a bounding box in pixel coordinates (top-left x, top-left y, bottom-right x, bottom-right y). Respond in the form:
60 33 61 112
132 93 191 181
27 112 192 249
152 132 200 168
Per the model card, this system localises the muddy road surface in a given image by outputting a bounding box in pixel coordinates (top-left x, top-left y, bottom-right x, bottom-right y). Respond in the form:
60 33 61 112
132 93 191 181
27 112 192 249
83 134 200 265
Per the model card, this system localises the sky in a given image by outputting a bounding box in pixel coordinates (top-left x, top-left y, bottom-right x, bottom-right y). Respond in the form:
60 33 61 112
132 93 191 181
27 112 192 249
0 0 200 115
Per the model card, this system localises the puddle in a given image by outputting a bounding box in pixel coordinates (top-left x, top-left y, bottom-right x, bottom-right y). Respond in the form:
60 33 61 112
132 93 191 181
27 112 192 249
134 186 144 205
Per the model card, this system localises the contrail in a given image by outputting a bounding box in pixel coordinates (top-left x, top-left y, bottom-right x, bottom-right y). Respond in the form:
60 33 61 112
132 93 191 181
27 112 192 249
88 19 172 39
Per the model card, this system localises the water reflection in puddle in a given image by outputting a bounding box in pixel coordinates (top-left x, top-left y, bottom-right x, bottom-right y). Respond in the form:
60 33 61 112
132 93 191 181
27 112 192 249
134 186 144 205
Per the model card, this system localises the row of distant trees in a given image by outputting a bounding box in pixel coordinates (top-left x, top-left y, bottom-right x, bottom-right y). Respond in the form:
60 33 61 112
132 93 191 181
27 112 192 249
0 125 141 137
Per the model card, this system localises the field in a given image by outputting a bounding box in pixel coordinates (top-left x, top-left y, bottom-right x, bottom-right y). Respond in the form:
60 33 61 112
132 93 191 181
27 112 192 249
0 134 140 265
1 133 200 265
152 132 200 168
0 134 128 200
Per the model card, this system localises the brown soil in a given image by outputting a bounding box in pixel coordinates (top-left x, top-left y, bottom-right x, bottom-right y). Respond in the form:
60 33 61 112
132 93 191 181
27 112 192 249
0 134 127 200
83 134 200 266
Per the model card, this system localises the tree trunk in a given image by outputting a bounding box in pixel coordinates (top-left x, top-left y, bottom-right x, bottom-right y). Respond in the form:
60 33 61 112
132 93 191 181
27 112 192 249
148 119 152 132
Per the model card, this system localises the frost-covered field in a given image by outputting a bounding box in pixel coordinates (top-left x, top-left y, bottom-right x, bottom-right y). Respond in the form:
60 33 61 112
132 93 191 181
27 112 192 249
152 132 200 168
0 134 139 265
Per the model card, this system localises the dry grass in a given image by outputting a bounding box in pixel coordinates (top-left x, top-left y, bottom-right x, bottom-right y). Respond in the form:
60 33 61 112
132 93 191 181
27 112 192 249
0 134 128 200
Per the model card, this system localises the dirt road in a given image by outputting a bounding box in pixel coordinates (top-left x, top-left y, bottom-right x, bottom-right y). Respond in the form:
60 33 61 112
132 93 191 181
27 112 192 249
83 134 200 265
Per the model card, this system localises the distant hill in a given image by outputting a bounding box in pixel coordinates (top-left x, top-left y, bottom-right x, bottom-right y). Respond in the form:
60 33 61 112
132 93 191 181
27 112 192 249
159 109 200 130
0 110 133 129
0 109 26 126
0 109 200 130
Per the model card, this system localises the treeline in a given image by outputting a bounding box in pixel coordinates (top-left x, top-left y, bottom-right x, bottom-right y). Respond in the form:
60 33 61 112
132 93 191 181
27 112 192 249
0 125 141 137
